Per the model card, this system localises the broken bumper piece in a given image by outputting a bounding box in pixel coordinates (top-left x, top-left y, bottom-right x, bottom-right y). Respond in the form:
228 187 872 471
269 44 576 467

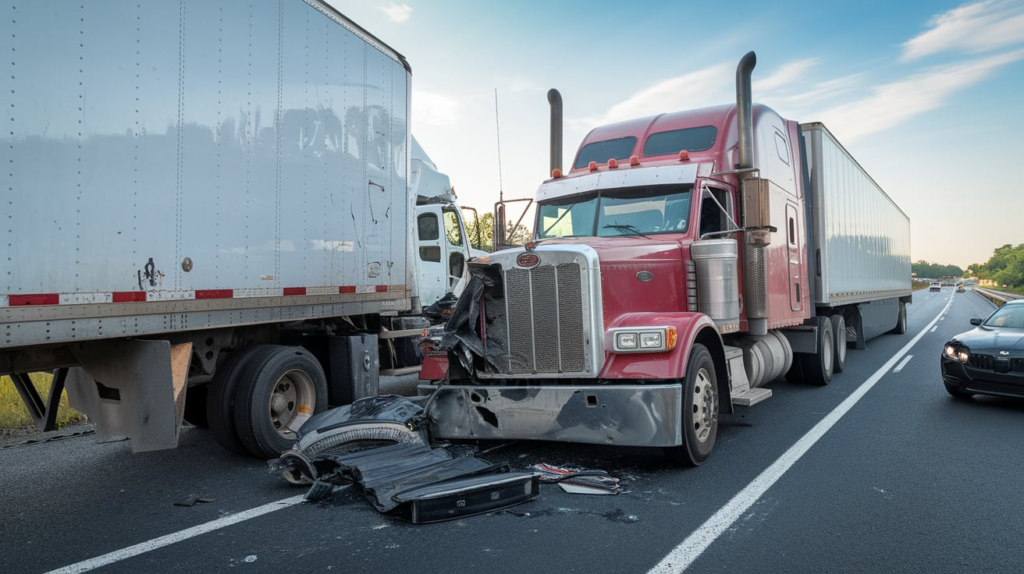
307 442 539 523
270 395 539 523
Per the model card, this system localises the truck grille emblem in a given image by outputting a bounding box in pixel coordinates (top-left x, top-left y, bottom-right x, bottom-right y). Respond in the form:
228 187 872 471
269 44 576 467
517 253 540 268
636 271 653 282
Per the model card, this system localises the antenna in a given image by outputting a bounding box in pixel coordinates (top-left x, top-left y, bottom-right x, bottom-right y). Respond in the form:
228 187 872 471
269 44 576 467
494 88 504 203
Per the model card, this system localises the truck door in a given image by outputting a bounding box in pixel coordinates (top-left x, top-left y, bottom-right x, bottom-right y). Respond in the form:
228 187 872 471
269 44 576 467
785 203 803 312
442 207 470 294
416 207 446 306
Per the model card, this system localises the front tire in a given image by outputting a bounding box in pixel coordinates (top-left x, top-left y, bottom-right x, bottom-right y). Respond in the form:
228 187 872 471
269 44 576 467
233 345 328 459
665 343 719 466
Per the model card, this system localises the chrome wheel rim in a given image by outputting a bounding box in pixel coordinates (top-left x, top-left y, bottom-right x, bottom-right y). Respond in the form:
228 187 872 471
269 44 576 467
268 369 316 438
691 367 717 443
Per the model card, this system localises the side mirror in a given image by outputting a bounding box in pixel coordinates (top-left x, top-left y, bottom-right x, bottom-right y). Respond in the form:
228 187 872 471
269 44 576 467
970 318 983 326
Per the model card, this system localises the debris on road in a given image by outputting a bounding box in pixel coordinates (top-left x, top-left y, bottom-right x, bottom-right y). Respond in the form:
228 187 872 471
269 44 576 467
270 395 539 523
174 495 216 507
531 463 623 495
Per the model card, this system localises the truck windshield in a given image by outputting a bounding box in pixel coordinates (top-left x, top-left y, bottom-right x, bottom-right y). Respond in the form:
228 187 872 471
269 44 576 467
537 185 693 238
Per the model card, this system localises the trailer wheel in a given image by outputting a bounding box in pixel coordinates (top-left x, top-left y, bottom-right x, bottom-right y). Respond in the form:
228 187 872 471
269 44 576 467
830 314 847 374
233 345 328 459
665 343 718 466
890 302 908 335
206 345 275 455
789 316 834 386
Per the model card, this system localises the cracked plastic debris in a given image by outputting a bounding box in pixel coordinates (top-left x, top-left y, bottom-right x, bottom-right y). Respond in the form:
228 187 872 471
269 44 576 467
531 463 623 495
269 395 539 523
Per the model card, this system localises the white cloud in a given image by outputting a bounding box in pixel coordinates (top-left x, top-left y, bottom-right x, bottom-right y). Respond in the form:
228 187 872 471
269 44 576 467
574 63 732 128
902 0 1024 61
379 3 412 23
815 50 1024 141
754 58 819 93
412 90 461 126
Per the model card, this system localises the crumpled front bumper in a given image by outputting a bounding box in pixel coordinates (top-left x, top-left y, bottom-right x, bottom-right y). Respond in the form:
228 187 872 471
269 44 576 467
425 383 684 447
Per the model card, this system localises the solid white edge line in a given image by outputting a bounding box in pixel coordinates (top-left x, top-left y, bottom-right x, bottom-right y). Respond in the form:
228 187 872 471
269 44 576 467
892 355 913 373
44 495 306 574
648 294 955 574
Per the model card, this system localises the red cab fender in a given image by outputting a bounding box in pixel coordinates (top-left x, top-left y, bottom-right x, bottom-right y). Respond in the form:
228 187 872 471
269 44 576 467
599 312 727 384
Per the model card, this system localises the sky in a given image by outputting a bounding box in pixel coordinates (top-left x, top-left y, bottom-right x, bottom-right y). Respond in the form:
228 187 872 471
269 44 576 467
335 0 1024 269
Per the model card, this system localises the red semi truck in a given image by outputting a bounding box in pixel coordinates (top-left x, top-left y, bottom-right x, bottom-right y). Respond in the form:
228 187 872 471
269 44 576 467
421 52 911 465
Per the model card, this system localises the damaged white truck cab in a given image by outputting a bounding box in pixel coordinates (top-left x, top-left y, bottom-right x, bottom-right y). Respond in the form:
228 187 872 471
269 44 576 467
422 52 911 466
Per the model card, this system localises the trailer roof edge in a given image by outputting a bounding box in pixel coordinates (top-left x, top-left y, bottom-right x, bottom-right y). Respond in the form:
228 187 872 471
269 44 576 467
306 0 412 74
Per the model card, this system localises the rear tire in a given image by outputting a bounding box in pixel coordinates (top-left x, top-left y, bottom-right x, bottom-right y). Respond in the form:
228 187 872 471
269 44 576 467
830 314 847 374
790 316 833 386
665 344 719 467
233 345 328 459
890 301 908 335
206 345 275 455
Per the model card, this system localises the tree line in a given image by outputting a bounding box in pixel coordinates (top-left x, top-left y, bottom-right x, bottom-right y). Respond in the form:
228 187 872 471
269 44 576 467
912 260 963 279
966 244 1024 288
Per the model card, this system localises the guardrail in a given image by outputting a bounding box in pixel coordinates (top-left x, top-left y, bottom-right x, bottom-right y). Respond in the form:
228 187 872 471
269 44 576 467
973 286 1023 307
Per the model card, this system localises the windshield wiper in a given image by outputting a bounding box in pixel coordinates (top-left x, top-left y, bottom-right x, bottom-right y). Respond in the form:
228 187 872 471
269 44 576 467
603 224 650 238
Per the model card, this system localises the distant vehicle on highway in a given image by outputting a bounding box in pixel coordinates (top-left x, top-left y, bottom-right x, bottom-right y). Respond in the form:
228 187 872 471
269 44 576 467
957 284 966 293
930 284 942 292
941 300 1024 399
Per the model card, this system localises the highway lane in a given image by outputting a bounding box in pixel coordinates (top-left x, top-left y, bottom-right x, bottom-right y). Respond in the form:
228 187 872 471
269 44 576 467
686 287 1024 573
2 288 1017 574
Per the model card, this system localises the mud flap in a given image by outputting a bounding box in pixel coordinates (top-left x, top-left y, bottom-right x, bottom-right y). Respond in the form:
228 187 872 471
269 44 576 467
65 340 191 452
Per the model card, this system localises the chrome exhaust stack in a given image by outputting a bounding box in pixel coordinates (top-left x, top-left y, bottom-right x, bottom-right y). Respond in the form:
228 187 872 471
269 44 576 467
548 88 563 175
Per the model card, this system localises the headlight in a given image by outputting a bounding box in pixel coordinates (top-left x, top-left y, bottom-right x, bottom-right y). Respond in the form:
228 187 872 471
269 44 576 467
944 343 969 362
640 332 663 348
610 327 678 353
616 332 638 349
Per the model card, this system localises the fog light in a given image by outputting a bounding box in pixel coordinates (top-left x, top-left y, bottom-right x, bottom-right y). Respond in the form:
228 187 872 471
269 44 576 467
957 351 969 362
616 332 637 349
640 332 663 349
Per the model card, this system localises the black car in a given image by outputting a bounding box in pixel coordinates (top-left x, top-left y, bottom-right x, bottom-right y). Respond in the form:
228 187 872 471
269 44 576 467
942 300 1024 398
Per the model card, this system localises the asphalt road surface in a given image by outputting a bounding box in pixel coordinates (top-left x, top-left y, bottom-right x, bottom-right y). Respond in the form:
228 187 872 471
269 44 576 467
2 287 1022 574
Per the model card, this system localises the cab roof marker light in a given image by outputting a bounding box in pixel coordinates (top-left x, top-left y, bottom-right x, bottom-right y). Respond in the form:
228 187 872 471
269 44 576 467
629 155 640 166
588 161 598 171
551 168 563 178
679 150 690 161
608 158 618 168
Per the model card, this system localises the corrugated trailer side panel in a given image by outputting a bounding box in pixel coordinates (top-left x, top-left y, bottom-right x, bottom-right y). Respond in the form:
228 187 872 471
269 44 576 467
1 1 410 328
802 123 911 306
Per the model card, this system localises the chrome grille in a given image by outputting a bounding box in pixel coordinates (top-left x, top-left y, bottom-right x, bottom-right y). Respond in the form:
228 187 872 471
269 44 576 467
499 263 586 375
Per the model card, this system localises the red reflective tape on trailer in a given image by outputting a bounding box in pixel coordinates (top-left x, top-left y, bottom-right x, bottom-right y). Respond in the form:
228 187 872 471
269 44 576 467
283 287 306 296
375 285 388 292
8 294 60 306
195 289 233 300
113 292 147 303
339 286 356 294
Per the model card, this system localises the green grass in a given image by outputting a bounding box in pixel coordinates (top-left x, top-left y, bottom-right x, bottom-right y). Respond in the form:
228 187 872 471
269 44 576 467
0 372 82 430
912 280 931 291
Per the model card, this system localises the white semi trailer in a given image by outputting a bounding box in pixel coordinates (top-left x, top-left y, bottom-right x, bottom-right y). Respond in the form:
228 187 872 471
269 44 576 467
0 0 430 458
